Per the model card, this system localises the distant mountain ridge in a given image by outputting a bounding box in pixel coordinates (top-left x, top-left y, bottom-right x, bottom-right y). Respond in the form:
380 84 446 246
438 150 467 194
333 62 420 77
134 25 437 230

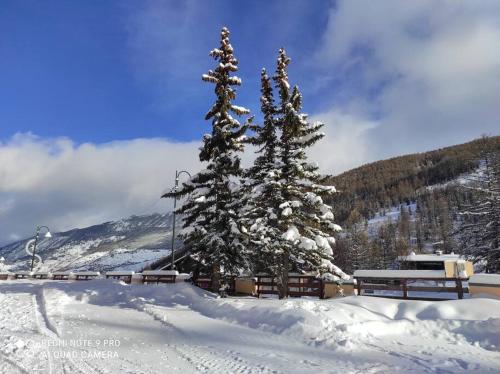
0 213 181 272
328 136 500 224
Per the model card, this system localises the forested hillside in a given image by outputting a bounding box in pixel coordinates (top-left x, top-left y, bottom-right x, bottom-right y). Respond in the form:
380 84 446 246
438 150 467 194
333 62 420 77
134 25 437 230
328 136 500 224
328 136 500 274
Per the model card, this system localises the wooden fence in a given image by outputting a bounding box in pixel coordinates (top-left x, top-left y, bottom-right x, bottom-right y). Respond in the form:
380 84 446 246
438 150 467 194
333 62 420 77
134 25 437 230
193 276 235 293
354 276 469 300
256 275 324 298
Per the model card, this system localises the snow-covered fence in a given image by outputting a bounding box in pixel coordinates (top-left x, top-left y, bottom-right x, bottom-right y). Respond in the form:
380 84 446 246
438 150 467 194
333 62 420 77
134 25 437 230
142 270 178 284
193 276 212 290
73 271 101 281
14 271 32 279
52 271 72 280
192 275 236 293
353 270 469 300
33 272 51 279
105 271 134 284
256 274 325 299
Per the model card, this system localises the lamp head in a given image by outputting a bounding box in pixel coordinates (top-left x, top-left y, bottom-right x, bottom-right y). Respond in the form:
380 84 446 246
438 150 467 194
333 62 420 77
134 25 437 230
44 231 52 239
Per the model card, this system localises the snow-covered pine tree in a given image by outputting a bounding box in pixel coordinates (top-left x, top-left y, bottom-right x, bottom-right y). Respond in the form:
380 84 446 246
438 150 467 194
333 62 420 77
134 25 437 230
242 69 283 275
458 140 500 273
272 48 346 298
165 27 251 292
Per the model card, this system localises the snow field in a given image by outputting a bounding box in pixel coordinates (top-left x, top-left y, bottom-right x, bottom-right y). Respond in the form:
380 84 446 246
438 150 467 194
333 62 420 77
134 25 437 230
0 280 498 373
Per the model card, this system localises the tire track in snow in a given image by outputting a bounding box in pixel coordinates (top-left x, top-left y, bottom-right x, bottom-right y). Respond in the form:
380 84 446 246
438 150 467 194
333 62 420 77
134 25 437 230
0 292 52 374
124 302 276 373
0 349 30 374
31 294 54 374
171 343 279 374
41 287 184 374
31 287 102 374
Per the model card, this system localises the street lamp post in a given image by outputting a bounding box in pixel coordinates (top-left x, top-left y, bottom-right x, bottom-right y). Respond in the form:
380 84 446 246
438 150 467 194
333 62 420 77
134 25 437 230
169 170 191 270
30 225 52 272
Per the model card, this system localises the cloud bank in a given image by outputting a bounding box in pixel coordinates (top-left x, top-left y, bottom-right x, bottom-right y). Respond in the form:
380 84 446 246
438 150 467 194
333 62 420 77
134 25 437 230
0 127 357 243
0 134 200 243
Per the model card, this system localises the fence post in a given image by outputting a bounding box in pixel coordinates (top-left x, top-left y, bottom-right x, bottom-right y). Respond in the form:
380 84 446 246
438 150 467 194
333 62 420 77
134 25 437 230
320 278 324 299
402 279 408 299
356 278 361 296
256 276 261 298
456 278 464 299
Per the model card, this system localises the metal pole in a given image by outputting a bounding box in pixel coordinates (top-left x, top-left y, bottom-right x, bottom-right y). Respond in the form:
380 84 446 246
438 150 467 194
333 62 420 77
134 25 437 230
30 226 40 272
171 171 179 269
169 170 191 270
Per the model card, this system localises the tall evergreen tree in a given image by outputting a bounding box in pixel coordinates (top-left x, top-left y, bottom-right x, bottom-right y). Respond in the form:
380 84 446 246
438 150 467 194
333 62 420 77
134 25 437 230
272 48 346 297
165 27 251 291
243 69 283 274
458 140 500 273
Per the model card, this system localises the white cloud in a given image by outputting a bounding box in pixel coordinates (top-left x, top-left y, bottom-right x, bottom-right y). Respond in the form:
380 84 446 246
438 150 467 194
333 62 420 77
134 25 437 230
0 127 363 243
315 0 500 159
0 133 201 243
309 110 378 175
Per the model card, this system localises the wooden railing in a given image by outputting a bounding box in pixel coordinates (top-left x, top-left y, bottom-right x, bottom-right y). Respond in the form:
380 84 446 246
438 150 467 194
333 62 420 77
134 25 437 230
354 276 469 300
193 276 235 294
256 275 324 299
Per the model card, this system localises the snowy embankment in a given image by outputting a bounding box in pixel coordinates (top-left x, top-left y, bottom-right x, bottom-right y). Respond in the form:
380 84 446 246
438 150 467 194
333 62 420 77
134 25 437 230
0 280 498 373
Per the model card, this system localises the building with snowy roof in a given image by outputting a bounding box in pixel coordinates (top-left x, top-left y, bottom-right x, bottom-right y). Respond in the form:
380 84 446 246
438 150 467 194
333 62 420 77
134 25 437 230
397 251 474 278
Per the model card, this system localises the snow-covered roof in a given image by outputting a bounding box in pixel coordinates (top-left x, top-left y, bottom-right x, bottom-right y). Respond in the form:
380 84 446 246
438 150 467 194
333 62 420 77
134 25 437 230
469 274 500 286
397 253 463 262
52 271 73 275
354 270 446 279
142 270 179 276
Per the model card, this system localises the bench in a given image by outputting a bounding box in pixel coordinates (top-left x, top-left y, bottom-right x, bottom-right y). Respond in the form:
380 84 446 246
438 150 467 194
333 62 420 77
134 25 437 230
33 273 51 279
15 272 32 279
105 271 134 284
73 272 100 281
141 270 178 284
52 272 72 280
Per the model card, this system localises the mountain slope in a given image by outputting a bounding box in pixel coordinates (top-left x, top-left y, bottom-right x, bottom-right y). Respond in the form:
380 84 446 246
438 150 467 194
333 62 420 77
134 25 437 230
0 213 181 272
328 136 500 224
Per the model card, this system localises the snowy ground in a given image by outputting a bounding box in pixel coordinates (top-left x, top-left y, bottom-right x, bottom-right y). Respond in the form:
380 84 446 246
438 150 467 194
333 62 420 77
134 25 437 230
0 280 498 373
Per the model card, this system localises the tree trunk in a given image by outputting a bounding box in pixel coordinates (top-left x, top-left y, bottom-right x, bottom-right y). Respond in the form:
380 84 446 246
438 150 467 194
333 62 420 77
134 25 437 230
278 253 289 299
211 263 221 294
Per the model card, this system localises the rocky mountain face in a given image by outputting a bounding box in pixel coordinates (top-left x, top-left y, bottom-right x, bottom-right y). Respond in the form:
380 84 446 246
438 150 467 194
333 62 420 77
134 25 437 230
0 213 181 272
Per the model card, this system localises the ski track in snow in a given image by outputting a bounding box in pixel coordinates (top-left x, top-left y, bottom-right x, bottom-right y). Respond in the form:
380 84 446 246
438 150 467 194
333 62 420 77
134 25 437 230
0 280 498 373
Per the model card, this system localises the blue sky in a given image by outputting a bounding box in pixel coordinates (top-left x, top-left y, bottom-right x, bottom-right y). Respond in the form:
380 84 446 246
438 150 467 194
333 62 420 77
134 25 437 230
0 0 333 143
1 0 500 242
